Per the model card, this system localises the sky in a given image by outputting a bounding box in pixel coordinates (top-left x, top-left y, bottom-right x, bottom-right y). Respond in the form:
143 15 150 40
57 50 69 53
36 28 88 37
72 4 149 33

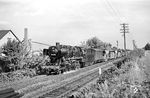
0 0 150 50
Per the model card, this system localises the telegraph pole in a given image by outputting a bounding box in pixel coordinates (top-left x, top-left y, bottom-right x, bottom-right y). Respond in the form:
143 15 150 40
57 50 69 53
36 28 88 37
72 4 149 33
120 23 129 50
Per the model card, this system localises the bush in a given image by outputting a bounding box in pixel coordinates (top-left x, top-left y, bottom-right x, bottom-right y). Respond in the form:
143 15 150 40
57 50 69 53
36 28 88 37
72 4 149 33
71 56 150 98
0 56 12 72
127 49 145 61
0 39 27 71
0 69 36 83
23 55 49 69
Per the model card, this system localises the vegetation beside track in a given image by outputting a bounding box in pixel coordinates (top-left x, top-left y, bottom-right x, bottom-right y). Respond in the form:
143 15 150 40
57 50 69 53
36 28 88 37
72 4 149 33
70 50 150 98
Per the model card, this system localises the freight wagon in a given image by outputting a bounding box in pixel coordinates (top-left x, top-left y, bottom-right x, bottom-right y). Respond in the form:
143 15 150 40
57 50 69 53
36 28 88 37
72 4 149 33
85 48 106 65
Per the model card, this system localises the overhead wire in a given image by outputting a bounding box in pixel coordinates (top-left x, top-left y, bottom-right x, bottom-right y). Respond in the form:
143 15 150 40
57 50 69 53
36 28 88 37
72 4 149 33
101 0 130 49
102 0 128 24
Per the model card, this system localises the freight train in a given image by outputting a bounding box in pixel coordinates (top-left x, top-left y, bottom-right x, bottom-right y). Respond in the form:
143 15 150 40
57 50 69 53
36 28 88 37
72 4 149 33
36 43 125 75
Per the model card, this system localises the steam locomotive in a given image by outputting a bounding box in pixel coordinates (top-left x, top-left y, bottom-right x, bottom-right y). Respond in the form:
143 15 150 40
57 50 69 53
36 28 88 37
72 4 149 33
36 43 85 75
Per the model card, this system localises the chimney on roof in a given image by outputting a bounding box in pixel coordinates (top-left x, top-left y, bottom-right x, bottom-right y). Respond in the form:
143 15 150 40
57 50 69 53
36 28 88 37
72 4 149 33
24 28 28 41
24 28 28 54
24 28 28 45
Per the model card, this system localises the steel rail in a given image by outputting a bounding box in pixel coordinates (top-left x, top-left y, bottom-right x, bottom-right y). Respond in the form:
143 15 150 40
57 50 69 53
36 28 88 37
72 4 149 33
39 57 125 98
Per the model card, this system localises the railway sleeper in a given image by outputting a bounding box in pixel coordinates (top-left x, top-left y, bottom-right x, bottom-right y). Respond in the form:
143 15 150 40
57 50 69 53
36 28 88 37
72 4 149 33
0 88 23 98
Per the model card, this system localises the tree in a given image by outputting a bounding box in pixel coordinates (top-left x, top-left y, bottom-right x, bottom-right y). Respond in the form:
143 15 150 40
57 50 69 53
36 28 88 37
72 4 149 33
86 37 103 48
2 39 21 56
80 41 88 48
1 39 24 71
85 37 112 49
104 43 112 50
144 43 150 50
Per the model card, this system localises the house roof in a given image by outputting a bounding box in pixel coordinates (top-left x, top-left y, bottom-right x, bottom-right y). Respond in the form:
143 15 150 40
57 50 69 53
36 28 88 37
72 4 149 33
0 30 21 43
0 30 10 40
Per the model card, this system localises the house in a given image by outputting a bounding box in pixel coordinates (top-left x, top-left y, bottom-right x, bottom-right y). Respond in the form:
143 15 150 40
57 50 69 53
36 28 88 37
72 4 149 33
0 29 49 55
0 30 21 46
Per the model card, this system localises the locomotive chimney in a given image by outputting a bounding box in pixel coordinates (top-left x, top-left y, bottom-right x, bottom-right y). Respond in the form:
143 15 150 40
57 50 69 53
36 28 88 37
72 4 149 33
56 42 60 50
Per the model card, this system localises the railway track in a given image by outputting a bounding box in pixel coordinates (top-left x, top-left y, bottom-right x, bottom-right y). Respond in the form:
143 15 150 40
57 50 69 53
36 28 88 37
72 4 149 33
37 57 125 98
40 69 98 98
9 57 125 98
